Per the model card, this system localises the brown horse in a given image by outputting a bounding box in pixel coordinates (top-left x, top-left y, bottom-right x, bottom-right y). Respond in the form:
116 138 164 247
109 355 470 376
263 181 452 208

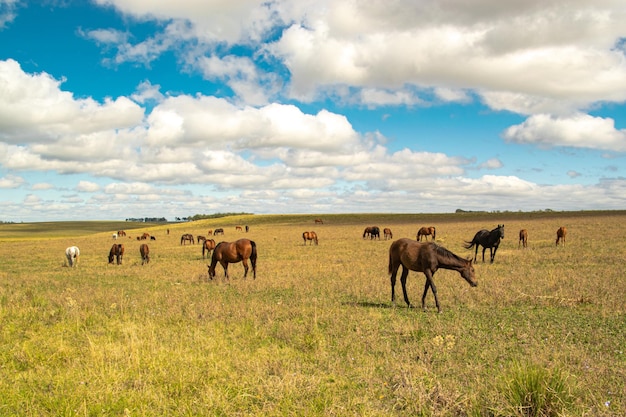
388 238 477 312
208 239 257 280
302 231 318 245
235 226 243 231
363 226 380 239
202 239 216 259
140 243 150 265
197 235 207 244
117 230 126 237
314 218 324 224
140 233 150 240
417 226 436 241
556 226 567 246
519 229 528 248
213 228 225 236
180 233 194 245
383 228 393 240
108 243 124 265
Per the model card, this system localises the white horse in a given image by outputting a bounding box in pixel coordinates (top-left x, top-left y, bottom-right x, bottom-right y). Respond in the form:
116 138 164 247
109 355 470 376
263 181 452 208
65 246 80 267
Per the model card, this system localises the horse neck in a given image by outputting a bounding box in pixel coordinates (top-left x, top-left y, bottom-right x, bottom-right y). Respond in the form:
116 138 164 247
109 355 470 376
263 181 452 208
435 250 468 272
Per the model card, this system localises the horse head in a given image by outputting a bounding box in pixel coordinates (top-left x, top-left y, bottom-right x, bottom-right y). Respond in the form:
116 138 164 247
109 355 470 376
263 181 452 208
462 259 478 287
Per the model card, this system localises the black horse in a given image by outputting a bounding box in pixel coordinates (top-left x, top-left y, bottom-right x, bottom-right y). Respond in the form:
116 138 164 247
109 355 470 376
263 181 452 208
464 224 504 263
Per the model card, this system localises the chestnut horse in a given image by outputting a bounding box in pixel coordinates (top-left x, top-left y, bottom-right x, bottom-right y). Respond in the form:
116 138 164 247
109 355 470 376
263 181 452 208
383 228 393 240
556 226 567 246
464 224 504 263
140 243 150 265
65 246 80 267
208 239 257 280
388 238 477 312
519 229 528 248
417 226 436 241
108 243 124 265
314 218 324 224
202 239 216 259
303 231 318 245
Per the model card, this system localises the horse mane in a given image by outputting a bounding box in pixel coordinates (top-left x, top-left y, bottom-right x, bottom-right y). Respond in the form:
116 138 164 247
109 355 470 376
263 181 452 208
432 243 466 264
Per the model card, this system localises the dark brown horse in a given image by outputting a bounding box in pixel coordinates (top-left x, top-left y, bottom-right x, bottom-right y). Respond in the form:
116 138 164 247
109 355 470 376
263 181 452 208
202 239 216 259
108 243 124 265
180 233 194 245
383 228 393 240
556 226 567 246
519 229 528 248
363 226 380 239
213 228 225 236
140 243 150 265
388 238 477 312
197 235 206 244
302 231 318 245
417 226 436 241
208 239 257 280
464 224 505 263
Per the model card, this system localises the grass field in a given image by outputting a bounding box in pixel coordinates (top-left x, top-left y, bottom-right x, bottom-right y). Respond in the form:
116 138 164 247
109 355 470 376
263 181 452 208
0 212 624 416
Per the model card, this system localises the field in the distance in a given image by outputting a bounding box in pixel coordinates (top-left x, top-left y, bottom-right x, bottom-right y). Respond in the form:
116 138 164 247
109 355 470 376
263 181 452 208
0 212 624 416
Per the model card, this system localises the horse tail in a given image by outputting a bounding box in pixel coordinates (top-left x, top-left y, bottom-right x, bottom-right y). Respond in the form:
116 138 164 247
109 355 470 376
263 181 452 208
432 227 436 239
250 240 257 264
388 249 393 275
463 239 476 250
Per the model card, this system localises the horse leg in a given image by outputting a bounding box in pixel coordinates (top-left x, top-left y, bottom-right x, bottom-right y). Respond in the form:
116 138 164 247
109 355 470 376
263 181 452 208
422 271 440 313
399 267 412 308
242 259 249 278
490 247 497 263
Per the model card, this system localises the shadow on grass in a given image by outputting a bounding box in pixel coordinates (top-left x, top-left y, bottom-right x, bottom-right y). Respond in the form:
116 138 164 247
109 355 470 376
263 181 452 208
343 300 393 309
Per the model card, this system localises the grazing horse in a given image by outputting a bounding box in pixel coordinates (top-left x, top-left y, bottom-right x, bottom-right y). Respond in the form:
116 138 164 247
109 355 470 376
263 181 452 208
464 224 505 263
236 226 243 231
65 246 80 267
388 238 477 312
314 218 324 224
117 230 126 237
383 228 393 240
417 226 436 241
556 226 567 246
363 226 380 239
140 243 150 265
180 234 194 245
202 239 216 259
519 229 528 248
108 243 125 265
197 235 207 244
302 231 318 245
213 228 225 236
207 230 213 236
208 239 257 280
140 233 150 240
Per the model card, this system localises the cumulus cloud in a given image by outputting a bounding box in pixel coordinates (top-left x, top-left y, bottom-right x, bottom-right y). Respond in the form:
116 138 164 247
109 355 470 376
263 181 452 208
0 173 25 188
502 113 626 151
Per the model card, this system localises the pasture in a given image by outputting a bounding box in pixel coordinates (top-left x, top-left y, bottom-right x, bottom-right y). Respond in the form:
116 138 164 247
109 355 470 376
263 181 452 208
0 212 624 416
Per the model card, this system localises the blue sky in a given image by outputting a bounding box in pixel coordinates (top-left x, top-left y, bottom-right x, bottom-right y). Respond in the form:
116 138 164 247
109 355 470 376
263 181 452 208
0 0 625 221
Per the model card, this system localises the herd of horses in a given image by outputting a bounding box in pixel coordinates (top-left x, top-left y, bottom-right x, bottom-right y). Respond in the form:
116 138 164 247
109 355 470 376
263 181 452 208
63 222 568 313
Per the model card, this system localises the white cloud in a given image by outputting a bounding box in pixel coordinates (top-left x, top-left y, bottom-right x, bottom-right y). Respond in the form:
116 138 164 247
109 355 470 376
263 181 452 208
76 181 101 192
502 113 626 151
0 173 25 188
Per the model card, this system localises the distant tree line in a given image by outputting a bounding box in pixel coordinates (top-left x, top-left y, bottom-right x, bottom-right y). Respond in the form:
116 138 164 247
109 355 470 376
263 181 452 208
189 212 253 221
125 217 168 222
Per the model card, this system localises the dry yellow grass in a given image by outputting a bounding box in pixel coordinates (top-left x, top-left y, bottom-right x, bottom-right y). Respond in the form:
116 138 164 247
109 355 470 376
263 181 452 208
0 212 624 416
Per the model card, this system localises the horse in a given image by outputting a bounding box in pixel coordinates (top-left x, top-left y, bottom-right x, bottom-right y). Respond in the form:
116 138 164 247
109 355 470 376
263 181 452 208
140 233 150 240
207 230 213 236
112 233 118 240
202 239 216 259
197 235 207 244
65 246 80 267
208 239 257 280
383 228 393 240
363 226 380 239
245 225 249 232
140 243 150 265
108 243 125 265
236 226 243 231
519 229 528 248
303 231 318 245
417 226 436 241
556 226 567 246
213 228 225 236
180 234 194 245
315 218 324 224
388 238 477 313
464 224 505 263
117 230 126 237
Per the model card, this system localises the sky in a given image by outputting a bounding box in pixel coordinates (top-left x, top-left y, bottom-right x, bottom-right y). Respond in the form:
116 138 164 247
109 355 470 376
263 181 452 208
0 0 625 222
